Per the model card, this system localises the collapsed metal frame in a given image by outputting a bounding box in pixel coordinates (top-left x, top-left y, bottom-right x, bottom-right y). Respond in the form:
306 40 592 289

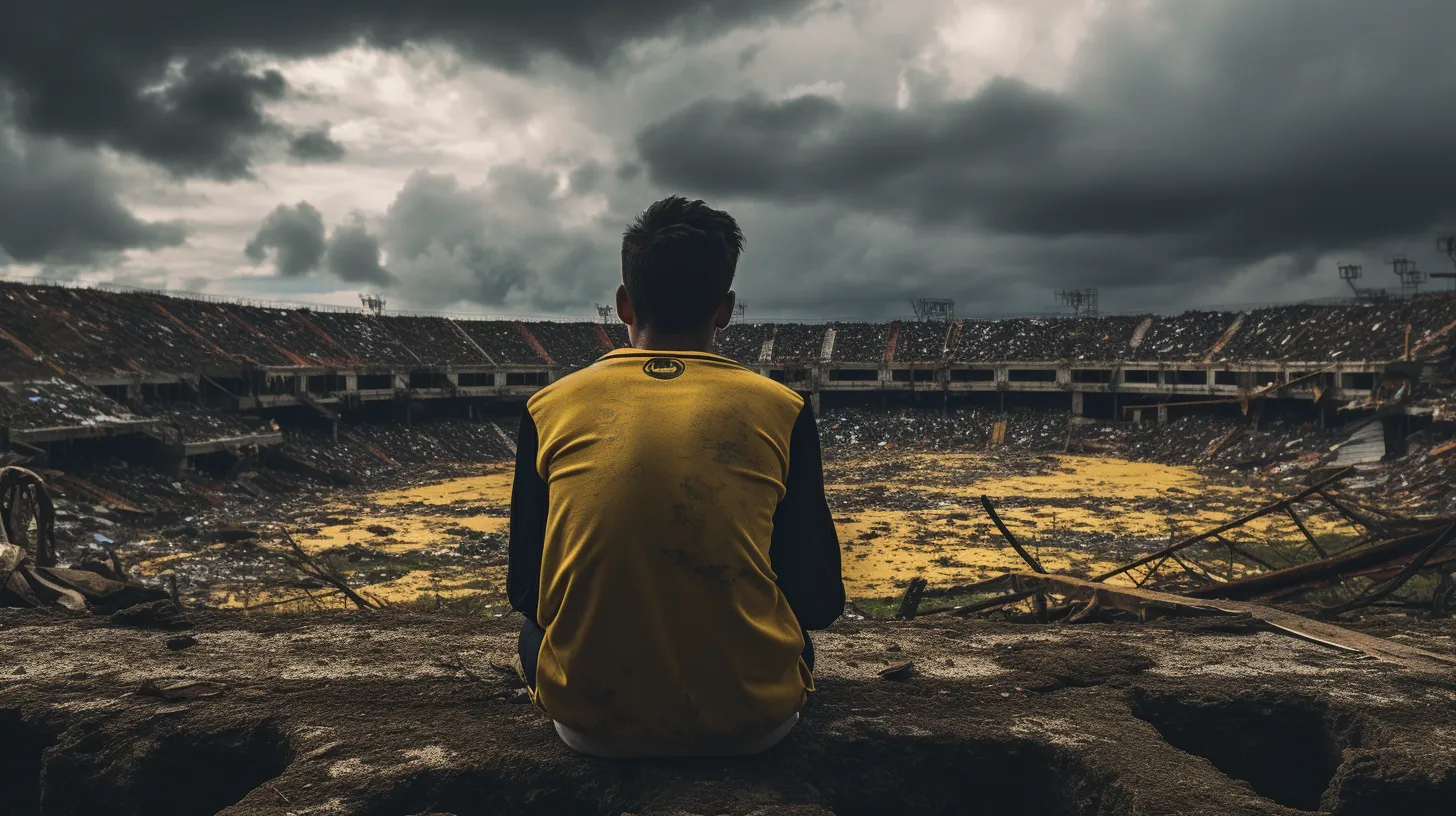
906 466 1456 644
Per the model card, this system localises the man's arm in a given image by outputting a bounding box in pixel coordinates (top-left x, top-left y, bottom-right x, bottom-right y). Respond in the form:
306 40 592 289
769 400 845 630
507 404 548 627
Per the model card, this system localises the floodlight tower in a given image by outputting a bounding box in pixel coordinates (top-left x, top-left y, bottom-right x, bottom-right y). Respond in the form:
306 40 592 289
1389 255 1426 300
734 301 747 319
909 298 955 322
1436 235 1456 291
1055 288 1099 318
359 293 387 316
594 303 616 324
1338 264 1363 297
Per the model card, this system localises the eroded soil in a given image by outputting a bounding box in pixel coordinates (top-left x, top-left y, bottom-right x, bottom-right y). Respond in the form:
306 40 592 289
2 609 1453 815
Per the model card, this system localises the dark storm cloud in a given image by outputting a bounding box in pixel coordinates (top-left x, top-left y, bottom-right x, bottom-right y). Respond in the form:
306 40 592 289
636 0 1456 278
245 202 327 277
379 171 531 305
0 130 186 266
324 218 394 286
3 54 287 181
0 0 813 178
288 126 347 163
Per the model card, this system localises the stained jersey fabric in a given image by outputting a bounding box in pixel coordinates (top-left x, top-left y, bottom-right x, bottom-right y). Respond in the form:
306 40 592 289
508 347 844 755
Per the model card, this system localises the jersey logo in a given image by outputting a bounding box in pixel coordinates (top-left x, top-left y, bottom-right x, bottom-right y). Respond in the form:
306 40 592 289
643 358 686 380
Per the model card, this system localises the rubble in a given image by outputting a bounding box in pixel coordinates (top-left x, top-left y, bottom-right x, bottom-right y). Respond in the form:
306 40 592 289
135 401 274 443
820 407 1079 454
0 377 145 431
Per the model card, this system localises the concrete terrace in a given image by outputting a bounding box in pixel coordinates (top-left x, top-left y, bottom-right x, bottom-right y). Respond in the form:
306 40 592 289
2 280 1454 452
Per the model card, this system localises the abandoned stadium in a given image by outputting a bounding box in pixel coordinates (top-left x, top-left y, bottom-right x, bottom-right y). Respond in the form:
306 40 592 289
2 278 1455 815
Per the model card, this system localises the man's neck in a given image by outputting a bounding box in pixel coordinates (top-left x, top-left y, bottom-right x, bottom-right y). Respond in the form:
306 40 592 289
630 327 716 353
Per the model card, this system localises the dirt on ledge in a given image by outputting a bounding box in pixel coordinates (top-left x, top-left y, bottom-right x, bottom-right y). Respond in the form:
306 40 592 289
1 609 1453 816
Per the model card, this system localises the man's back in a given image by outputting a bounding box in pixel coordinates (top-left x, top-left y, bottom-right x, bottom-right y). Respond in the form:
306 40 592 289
509 347 843 755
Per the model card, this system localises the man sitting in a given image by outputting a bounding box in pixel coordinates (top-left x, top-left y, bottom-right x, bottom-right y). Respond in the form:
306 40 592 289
508 195 845 758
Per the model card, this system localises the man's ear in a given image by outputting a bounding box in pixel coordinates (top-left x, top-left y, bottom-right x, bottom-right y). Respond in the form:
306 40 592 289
615 284 635 326
714 291 736 330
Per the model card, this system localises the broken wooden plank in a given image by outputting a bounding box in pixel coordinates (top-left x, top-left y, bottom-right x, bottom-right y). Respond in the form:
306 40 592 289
1010 572 1456 674
940 590 1036 618
894 577 929 620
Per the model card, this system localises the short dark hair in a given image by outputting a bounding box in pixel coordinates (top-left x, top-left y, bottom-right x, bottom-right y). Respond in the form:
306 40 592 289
621 195 744 333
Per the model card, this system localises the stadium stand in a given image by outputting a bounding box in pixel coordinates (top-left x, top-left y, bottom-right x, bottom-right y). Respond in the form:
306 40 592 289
384 317 489 367
305 311 420 367
456 321 546 366
772 324 828 362
829 322 891 362
1131 311 1238 361
523 322 610 369
893 322 952 363
713 323 773 365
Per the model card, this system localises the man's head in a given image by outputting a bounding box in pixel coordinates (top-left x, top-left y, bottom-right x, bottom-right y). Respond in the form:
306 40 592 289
618 196 743 343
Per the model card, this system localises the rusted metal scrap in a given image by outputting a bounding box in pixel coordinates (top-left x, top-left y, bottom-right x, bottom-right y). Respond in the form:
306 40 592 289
1 466 57 567
1092 467 1354 583
1180 524 1456 602
980 495 1047 574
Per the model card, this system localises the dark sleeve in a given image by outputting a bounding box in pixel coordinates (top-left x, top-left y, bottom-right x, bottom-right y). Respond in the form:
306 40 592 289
769 400 846 630
507 404 548 626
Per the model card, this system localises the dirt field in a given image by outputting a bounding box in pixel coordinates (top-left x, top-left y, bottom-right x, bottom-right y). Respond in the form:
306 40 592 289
123 450 1352 612
2 608 1453 815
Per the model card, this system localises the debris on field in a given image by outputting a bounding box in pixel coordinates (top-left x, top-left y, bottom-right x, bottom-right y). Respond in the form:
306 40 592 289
135 679 226 701
110 599 193 630
878 661 918 681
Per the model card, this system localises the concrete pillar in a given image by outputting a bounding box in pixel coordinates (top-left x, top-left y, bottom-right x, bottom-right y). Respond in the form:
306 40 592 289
1132 408 1143 425
810 391 821 417
1071 391 1085 417
331 420 339 443
1158 404 1169 424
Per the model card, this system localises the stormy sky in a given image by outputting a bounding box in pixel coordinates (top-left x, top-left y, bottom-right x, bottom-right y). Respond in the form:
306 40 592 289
2 0 1455 319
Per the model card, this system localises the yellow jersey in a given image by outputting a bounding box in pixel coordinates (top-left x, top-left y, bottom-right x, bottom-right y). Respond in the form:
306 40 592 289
508 348 844 754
